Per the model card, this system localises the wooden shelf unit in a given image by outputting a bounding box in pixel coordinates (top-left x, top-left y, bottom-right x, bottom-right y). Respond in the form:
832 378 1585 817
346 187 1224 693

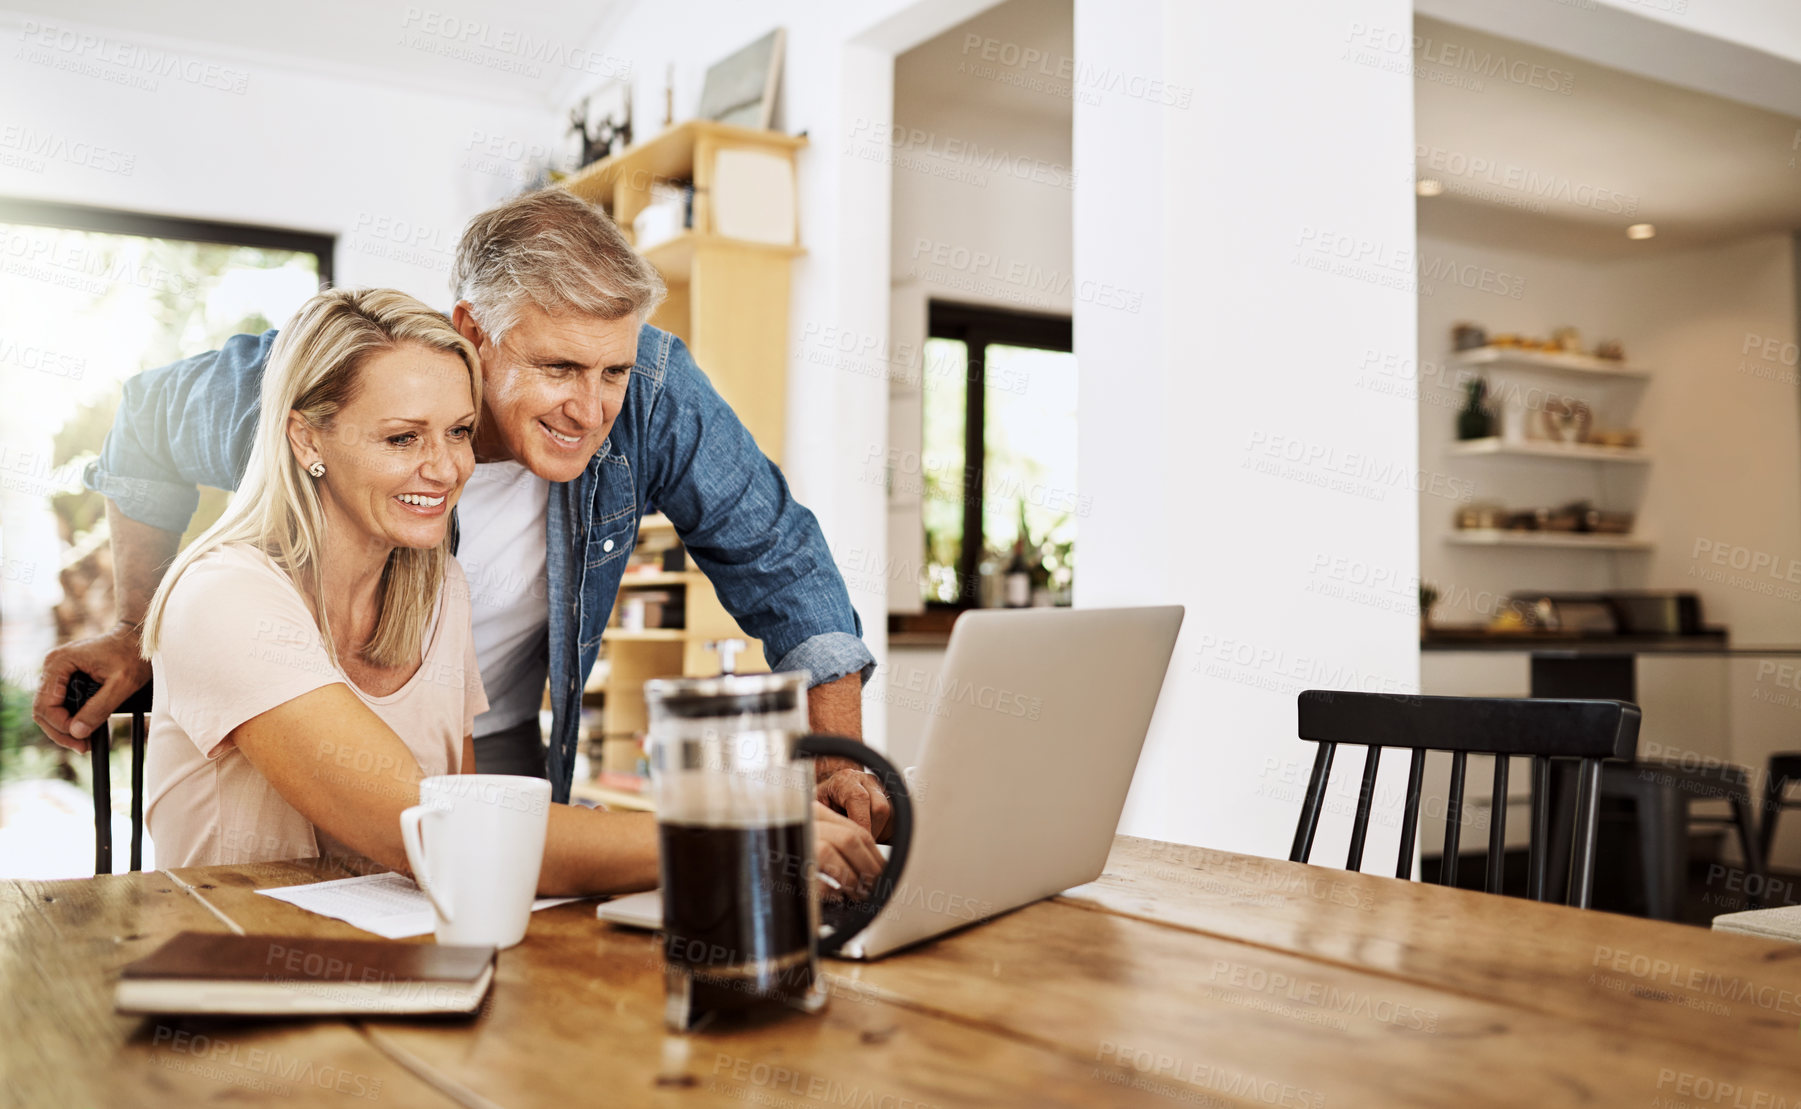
564 119 805 461
596 513 768 744
563 123 803 778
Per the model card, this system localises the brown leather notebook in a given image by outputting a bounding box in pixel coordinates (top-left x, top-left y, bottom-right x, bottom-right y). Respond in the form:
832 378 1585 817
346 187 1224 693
116 931 496 1016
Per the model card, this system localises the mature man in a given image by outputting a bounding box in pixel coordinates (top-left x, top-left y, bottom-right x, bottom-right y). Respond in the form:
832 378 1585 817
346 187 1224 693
32 187 893 836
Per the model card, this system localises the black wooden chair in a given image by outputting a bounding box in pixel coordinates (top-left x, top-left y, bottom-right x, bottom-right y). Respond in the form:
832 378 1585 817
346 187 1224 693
61 669 153 875
1289 690 1641 909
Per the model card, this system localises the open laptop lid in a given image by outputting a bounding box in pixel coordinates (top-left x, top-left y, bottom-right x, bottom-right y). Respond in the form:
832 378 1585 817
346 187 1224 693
842 604 1184 959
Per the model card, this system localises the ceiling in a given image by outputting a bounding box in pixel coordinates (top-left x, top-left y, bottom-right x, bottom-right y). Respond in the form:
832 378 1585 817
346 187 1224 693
11 0 630 108
1414 15 1801 258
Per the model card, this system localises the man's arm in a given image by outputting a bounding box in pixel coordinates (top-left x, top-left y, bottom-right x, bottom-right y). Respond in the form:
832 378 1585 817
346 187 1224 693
31 505 178 750
31 332 273 749
809 672 895 841
638 332 890 834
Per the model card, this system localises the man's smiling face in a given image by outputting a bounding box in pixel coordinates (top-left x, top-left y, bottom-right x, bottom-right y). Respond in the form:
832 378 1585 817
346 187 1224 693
457 301 639 482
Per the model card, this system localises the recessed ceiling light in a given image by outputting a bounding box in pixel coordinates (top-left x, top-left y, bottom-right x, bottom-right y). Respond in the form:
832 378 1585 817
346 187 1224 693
1627 223 1656 240
1416 178 1444 197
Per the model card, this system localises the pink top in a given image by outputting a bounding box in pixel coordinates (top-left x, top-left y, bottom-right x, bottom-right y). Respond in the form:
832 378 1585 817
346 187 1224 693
145 543 489 867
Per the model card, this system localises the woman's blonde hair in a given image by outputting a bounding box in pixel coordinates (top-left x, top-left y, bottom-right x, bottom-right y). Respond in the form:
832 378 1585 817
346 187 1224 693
142 288 481 670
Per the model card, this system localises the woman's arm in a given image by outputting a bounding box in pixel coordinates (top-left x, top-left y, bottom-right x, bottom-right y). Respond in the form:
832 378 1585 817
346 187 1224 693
232 685 661 896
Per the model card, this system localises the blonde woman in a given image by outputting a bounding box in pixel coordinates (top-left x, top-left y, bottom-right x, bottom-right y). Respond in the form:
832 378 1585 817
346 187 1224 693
140 288 884 897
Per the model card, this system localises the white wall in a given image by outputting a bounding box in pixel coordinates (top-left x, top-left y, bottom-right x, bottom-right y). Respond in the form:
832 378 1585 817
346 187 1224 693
1074 0 1421 863
564 0 998 752
0 12 563 302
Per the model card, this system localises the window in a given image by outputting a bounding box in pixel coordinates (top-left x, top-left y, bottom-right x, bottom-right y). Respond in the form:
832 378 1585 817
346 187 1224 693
0 200 330 861
920 302 1076 608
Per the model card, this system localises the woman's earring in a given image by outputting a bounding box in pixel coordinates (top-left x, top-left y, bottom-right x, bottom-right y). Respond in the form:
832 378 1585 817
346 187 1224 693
307 461 326 478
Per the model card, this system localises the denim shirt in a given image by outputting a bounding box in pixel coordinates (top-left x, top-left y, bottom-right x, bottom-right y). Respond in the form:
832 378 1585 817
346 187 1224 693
88 323 875 803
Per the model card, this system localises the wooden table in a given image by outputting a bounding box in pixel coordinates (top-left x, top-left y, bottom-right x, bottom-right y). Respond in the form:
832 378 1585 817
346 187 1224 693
8 836 1801 1107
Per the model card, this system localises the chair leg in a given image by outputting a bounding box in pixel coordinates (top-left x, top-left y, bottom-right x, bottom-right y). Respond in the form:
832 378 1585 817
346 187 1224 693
1637 780 1687 922
90 724 112 876
1761 770 1787 865
1731 787 1768 911
130 713 147 873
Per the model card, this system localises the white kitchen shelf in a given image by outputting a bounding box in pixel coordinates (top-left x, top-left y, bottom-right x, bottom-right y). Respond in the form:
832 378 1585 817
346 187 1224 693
1447 530 1652 551
1448 438 1650 464
1451 348 1649 381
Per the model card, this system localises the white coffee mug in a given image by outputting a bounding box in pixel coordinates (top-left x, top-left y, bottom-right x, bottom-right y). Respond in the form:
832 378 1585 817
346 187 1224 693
399 774 551 949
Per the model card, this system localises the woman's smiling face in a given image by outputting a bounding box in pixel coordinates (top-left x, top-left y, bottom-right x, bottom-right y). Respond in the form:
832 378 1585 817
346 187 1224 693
293 343 478 551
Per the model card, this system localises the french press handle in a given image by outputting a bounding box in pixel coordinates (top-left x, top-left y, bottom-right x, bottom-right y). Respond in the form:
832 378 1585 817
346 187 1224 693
790 735 913 957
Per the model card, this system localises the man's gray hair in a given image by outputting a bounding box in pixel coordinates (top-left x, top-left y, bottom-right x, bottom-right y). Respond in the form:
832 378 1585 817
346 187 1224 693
452 187 666 342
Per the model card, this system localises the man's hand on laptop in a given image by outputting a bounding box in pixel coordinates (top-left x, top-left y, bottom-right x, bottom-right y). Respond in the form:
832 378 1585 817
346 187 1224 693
32 622 151 754
813 801 883 899
817 766 892 842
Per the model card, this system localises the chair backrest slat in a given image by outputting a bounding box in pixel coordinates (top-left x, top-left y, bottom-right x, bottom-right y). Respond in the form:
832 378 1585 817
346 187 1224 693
1290 690 1641 909
1395 749 1426 880
1289 742 1337 865
1345 745 1381 871
1529 755 1552 902
1442 750 1468 888
1486 755 1510 894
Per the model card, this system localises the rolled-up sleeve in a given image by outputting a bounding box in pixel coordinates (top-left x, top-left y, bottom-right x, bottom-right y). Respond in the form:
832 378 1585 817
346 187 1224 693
86 330 274 532
642 334 876 687
772 632 877 689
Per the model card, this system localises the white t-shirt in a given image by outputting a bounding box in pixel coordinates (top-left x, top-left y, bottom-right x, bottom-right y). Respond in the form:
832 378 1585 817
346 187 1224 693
456 460 551 736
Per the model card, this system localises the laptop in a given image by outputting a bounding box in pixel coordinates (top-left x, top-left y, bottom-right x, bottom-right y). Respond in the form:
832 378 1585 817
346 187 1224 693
598 604 1185 959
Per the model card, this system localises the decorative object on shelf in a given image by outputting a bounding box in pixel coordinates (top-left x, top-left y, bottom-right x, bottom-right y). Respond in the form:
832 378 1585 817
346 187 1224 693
1594 339 1626 361
1419 582 1439 635
1540 397 1593 444
1587 428 1641 449
663 63 675 127
698 28 785 130
1457 503 1509 530
1452 322 1487 351
1456 376 1497 440
1550 326 1584 354
1454 501 1636 535
632 180 694 250
569 81 634 169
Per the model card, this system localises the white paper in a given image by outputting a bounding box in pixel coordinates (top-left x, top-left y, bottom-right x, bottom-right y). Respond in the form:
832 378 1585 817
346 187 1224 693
255 872 577 940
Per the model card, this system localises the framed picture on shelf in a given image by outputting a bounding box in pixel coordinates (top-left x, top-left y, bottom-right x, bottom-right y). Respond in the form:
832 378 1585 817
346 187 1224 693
697 28 785 130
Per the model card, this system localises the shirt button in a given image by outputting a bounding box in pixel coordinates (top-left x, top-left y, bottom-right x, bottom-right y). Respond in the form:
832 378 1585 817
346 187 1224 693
602 539 615 553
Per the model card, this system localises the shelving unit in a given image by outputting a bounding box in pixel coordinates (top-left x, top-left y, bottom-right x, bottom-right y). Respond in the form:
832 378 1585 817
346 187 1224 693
1450 347 1650 382
1440 345 1653 566
596 514 768 750
565 119 806 460
562 121 802 786
1448 437 1650 464
1447 530 1653 551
